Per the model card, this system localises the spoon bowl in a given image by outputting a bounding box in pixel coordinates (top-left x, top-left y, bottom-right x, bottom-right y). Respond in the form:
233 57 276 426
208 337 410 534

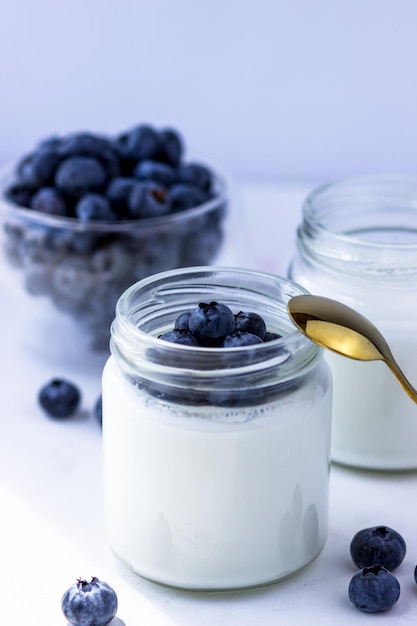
287 294 417 404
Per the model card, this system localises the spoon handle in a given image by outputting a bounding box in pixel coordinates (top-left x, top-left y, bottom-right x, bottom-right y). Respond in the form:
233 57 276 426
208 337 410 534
384 358 417 404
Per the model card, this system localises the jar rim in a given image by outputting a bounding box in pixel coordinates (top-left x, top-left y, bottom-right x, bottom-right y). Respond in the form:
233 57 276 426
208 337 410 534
303 173 417 251
110 266 321 388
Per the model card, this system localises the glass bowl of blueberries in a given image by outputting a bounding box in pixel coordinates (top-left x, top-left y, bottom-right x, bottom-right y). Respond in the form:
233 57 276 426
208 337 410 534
0 124 229 349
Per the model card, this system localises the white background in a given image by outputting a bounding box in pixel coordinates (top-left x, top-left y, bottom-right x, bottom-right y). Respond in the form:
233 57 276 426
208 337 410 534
1 0 417 183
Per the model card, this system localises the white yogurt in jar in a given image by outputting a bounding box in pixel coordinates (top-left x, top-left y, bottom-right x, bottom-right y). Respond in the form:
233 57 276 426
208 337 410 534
102 357 331 590
288 174 417 469
328 332 417 470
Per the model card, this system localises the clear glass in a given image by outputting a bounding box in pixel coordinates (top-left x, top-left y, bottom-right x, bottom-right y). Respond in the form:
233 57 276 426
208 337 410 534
102 267 332 590
0 164 232 350
289 174 417 470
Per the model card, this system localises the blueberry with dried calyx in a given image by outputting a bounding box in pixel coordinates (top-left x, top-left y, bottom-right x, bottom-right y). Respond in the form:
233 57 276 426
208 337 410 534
350 526 406 571
234 311 266 340
189 301 235 346
128 181 171 218
348 565 400 613
61 576 118 626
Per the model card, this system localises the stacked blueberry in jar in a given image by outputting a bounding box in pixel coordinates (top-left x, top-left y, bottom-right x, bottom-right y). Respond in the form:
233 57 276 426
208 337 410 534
1 124 227 348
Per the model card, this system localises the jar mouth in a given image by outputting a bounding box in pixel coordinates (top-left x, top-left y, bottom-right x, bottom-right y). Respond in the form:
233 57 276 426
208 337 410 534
110 267 320 396
300 174 417 274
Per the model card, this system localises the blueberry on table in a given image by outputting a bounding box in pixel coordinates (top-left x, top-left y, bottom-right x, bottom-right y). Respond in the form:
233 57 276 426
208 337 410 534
61 576 118 626
234 311 267 340
189 301 235 346
348 565 400 613
38 378 81 418
350 526 406 571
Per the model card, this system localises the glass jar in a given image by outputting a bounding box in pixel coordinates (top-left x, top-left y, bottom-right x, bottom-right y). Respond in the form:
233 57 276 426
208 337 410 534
289 174 417 470
102 267 332 591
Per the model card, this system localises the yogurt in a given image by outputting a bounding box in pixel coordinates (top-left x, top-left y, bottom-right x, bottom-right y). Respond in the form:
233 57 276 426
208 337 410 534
328 333 417 470
101 267 332 590
288 174 417 469
102 356 331 590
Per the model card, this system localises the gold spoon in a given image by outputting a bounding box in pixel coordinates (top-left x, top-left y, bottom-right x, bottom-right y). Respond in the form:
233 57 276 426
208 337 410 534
287 294 417 404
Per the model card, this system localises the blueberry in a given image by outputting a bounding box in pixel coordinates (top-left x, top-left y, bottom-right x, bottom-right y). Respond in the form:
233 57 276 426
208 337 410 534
61 576 118 626
176 162 212 192
55 156 107 197
223 332 263 347
348 565 400 613
58 132 121 178
17 148 60 187
128 182 171 218
105 177 137 216
189 301 235 346
174 310 192 330
234 311 267 340
119 123 161 161
133 159 176 187
76 193 117 221
158 329 200 346
158 128 183 166
30 187 68 216
264 331 282 342
38 378 81 418
59 132 113 160
168 183 208 211
5 182 35 207
350 526 406 571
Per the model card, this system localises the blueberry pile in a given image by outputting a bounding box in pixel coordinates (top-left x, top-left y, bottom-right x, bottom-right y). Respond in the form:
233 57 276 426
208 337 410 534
61 576 118 626
2 124 227 348
159 301 280 347
348 525 406 613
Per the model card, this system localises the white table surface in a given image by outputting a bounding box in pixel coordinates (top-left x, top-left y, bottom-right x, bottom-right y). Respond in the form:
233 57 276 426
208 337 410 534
2 181 417 625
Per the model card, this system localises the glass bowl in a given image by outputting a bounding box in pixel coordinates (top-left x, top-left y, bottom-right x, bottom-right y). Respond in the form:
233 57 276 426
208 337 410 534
0 164 229 350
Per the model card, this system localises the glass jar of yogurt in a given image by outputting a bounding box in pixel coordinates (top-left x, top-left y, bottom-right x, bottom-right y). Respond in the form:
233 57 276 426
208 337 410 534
102 267 332 590
289 174 417 470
